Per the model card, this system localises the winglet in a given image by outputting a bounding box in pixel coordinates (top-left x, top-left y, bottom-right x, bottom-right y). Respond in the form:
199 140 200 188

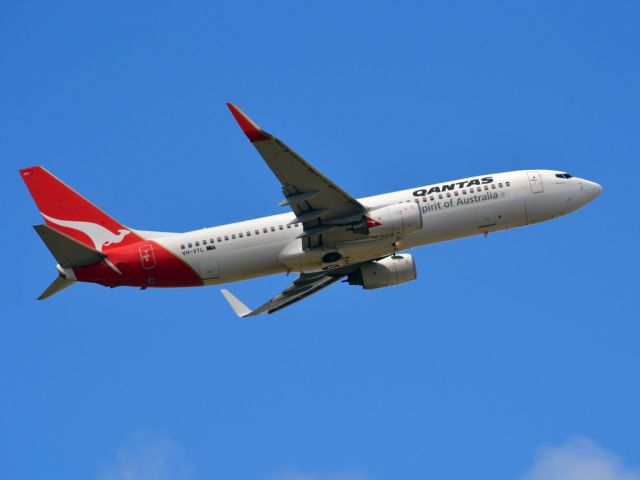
220 289 254 317
226 103 273 142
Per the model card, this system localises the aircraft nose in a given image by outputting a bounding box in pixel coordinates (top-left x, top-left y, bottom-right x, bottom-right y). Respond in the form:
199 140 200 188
582 180 603 202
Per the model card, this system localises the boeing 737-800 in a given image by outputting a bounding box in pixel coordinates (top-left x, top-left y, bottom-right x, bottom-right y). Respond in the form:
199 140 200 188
20 103 602 316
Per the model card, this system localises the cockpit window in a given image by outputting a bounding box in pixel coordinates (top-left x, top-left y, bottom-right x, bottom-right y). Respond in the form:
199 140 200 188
556 173 573 179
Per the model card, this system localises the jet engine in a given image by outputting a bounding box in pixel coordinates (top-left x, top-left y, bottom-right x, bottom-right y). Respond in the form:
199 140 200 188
346 254 417 289
353 202 422 237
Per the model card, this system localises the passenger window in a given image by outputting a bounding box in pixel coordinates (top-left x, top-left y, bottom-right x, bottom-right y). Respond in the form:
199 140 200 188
217 237 221 242
224 236 229 241
491 184 496 189
462 190 467 195
247 231 251 236
188 243 193 248
454 191 459 196
470 188 474 193
195 241 200 246
506 181 511 187
422 197 427 202
498 183 503 188
446 192 451 198
210 239 214 244
287 224 291 229
279 225 283 230
180 244 185 249
232 234 236 239
430 196 435 201
263 228 268 233
255 229 259 235
438 194 443 199
202 240 207 245
239 233 243 238
484 185 488 191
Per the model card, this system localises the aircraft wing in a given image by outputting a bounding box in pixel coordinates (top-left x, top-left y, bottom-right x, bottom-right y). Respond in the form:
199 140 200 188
227 103 366 248
220 265 359 317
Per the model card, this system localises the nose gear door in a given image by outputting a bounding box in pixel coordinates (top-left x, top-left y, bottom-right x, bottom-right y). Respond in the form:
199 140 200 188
527 171 544 193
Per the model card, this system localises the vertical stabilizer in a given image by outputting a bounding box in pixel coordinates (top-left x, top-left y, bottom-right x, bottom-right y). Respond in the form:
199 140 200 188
19 166 142 252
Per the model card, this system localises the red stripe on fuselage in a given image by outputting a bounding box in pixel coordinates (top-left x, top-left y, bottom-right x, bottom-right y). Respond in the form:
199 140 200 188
73 239 203 288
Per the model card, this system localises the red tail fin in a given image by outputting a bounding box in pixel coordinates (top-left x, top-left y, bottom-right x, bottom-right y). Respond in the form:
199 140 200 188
20 166 141 252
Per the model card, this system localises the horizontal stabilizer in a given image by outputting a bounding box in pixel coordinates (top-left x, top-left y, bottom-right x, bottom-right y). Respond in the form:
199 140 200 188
34 224 106 268
38 275 75 300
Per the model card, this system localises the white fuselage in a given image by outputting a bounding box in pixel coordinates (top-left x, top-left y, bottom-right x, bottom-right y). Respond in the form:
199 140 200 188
149 170 601 285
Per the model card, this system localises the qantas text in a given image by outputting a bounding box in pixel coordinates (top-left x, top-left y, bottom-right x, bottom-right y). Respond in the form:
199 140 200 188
412 177 493 197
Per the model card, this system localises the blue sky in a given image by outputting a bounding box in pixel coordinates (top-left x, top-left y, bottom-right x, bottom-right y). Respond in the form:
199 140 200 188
1 1 639 478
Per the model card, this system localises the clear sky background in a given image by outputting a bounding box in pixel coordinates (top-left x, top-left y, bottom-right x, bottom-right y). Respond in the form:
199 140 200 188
1 1 639 479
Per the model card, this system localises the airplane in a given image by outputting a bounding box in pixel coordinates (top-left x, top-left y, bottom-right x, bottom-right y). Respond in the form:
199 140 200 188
20 103 602 316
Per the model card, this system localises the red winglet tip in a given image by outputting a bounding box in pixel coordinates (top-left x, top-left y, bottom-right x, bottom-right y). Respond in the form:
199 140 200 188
226 103 272 142
19 166 42 177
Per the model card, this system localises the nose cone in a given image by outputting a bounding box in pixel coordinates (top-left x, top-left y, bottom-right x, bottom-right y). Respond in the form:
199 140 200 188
583 180 603 202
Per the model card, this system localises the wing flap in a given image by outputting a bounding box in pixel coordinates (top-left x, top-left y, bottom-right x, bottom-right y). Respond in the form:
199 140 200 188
253 139 364 220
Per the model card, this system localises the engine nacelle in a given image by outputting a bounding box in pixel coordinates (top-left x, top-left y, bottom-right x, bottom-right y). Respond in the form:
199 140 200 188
347 254 417 289
356 202 423 237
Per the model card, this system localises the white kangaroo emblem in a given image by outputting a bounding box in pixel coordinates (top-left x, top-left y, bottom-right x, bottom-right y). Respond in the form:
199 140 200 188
42 213 131 274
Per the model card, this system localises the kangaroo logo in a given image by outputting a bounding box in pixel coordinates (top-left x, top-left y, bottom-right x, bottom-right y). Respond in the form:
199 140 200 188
42 213 131 274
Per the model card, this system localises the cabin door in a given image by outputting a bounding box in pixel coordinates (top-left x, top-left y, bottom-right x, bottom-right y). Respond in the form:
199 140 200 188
527 171 544 193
